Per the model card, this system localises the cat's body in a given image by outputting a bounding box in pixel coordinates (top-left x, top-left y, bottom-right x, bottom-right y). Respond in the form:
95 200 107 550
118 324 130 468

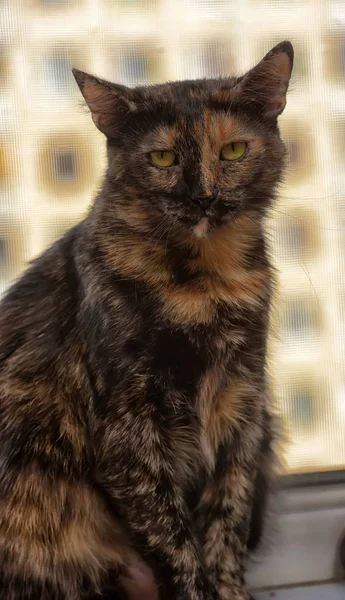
0 42 293 600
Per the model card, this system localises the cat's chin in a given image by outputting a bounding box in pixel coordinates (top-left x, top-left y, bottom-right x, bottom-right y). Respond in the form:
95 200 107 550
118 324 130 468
192 217 209 238
191 215 234 239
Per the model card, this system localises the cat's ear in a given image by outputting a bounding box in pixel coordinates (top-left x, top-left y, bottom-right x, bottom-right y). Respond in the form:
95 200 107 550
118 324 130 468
72 69 136 135
234 41 294 121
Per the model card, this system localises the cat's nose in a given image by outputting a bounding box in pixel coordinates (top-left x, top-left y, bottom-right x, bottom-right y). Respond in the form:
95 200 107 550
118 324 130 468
189 195 217 210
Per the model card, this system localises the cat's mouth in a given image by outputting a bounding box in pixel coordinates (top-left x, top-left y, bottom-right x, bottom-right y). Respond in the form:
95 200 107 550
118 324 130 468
191 212 234 238
177 203 234 237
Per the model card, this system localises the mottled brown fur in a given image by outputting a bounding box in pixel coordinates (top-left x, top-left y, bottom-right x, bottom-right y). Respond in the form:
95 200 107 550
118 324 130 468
0 41 293 599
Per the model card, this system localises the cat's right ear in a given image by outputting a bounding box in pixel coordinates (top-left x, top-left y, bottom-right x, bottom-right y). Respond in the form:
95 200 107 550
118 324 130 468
72 69 136 136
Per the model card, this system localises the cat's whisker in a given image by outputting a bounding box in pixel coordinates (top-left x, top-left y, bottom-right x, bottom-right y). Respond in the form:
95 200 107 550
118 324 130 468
279 191 339 202
268 206 345 232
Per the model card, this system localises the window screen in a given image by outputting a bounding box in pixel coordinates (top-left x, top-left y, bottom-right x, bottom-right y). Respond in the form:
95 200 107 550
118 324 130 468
1 0 344 474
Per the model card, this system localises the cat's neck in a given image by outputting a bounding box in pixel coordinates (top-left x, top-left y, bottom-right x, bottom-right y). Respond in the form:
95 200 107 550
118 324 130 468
88 206 270 299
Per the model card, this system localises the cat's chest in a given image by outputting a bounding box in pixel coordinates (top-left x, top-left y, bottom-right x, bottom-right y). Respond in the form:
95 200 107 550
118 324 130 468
180 361 256 511
152 309 250 455
151 310 238 395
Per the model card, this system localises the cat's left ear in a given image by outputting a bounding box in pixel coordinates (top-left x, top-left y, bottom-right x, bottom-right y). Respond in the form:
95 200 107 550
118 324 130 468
234 41 294 121
72 69 137 136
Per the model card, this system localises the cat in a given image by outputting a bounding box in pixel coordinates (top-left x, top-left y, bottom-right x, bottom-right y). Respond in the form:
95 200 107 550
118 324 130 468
0 40 293 600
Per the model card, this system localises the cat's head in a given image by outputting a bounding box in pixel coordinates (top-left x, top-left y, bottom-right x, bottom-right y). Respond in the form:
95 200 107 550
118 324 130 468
73 41 293 240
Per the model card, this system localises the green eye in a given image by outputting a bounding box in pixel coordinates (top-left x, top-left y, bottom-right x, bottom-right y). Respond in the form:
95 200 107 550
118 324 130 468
220 142 247 161
150 150 176 167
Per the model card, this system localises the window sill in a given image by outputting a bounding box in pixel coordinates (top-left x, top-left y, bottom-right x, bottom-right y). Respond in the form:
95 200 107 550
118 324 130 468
253 582 345 599
247 481 345 590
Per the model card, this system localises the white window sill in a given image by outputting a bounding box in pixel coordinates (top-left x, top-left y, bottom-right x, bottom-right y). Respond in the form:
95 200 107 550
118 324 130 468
247 479 345 590
254 582 345 599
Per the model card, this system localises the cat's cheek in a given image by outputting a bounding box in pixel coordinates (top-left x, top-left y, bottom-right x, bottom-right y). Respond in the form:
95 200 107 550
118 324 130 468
119 559 159 600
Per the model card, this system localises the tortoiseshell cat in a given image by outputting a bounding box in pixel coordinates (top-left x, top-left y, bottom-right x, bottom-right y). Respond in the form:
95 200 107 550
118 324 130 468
0 41 293 600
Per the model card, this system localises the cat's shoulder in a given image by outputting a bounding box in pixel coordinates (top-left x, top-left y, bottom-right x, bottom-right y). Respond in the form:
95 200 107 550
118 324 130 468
0 222 85 362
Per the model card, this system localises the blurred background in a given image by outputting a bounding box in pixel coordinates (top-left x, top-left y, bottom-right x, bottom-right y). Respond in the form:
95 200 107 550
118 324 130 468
0 0 345 475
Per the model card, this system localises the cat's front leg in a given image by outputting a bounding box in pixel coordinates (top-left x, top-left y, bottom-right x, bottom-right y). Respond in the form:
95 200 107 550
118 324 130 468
203 461 255 600
202 436 261 600
96 419 219 600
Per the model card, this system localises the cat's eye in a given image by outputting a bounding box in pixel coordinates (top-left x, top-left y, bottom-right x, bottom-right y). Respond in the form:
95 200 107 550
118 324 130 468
220 142 247 161
150 150 176 168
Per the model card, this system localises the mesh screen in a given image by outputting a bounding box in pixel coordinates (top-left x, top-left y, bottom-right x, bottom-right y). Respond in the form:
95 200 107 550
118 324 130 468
1 0 345 473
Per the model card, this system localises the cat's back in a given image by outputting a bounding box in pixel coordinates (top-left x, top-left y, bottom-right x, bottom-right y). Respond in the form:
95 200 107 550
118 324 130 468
0 221 90 480
0 222 129 598
0 221 83 357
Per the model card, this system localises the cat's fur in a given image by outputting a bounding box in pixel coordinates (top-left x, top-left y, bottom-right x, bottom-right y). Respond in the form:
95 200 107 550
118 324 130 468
0 41 293 600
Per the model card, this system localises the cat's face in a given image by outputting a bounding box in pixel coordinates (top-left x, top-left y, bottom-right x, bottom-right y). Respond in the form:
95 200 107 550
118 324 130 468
74 41 293 240
104 93 286 239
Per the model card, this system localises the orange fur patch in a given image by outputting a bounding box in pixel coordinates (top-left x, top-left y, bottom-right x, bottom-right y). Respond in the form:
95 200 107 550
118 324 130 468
160 287 216 325
98 232 171 287
198 375 259 471
0 470 131 585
